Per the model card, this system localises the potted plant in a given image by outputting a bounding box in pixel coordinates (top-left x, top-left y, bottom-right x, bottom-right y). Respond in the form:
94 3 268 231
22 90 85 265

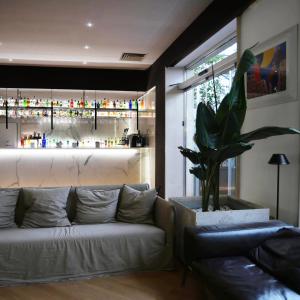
170 49 300 258
179 49 299 211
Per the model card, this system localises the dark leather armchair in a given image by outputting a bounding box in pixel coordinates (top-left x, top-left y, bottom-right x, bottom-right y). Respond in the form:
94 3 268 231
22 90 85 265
183 221 300 300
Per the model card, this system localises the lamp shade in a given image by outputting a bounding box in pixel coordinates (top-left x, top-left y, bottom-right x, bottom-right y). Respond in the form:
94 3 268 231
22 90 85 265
268 154 290 165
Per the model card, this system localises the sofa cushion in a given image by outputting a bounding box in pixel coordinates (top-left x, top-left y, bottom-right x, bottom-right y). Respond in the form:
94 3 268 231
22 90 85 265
67 184 149 222
249 227 300 294
192 256 299 300
117 185 157 224
21 187 71 228
74 188 120 224
0 223 166 284
0 189 19 228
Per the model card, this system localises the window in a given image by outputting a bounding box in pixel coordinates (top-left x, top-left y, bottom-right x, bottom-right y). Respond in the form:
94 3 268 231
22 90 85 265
184 41 237 197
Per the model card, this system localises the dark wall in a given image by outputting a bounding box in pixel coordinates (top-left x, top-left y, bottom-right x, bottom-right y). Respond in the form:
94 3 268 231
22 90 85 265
0 65 148 91
148 0 255 197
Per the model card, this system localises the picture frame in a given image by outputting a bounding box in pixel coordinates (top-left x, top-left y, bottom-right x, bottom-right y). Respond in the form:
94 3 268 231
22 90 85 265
246 25 298 109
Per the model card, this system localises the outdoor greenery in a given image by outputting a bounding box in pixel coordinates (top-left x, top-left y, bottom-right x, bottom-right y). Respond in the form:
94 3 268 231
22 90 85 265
179 49 300 211
195 55 227 109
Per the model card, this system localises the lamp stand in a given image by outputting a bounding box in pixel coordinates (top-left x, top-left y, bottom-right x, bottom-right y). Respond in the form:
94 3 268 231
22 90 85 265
276 164 280 219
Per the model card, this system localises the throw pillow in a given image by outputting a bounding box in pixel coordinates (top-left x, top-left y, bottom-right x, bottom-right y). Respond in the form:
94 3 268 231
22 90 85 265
21 187 71 228
117 185 157 224
0 188 19 228
74 188 120 224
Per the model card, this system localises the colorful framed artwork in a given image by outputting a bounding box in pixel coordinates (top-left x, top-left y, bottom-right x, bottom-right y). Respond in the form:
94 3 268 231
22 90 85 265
246 25 298 109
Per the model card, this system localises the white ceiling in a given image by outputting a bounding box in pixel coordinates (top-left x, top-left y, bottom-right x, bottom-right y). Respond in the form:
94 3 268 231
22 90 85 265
0 0 213 69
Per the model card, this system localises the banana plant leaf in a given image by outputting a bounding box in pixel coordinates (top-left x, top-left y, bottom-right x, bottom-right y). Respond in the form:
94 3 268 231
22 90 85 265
178 146 203 164
240 127 300 142
190 166 206 180
214 142 254 163
195 102 219 149
216 50 256 145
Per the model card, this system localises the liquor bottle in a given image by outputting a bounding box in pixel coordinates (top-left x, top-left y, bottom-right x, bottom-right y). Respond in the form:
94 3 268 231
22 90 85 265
42 133 47 148
70 99 74 108
85 99 88 108
97 101 100 109
20 136 24 148
129 99 132 110
123 100 126 109
133 99 137 109
119 100 123 109
80 98 84 108
136 130 143 147
141 98 145 110
113 100 116 108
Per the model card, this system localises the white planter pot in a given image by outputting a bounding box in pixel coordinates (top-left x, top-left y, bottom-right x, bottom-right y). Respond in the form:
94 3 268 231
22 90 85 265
169 196 270 261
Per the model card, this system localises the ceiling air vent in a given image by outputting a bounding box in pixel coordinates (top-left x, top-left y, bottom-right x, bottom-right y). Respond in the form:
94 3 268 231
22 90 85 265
120 53 146 61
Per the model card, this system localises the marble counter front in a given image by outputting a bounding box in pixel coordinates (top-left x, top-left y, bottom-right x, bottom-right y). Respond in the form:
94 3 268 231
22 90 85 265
0 148 152 188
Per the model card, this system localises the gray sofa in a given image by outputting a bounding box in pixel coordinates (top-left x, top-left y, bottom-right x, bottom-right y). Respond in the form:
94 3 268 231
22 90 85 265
0 184 174 285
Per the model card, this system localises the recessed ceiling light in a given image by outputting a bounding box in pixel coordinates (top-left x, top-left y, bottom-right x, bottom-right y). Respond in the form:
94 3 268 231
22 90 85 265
86 22 93 28
83 61 87 65
8 58 13 62
84 45 90 50
0 42 3 46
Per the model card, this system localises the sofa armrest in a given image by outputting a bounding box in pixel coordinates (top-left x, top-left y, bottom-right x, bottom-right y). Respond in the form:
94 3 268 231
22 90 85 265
155 196 175 246
184 221 290 265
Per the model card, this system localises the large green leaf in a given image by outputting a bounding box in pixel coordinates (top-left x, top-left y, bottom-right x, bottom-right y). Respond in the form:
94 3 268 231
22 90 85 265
190 166 207 180
195 102 219 149
216 50 256 145
214 142 254 163
240 127 300 142
178 146 202 164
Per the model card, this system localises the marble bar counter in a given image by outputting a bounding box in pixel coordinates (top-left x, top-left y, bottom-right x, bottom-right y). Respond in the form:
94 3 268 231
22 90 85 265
0 148 152 188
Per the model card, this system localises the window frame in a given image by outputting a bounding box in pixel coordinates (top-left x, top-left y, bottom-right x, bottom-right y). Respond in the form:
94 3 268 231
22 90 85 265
181 36 239 197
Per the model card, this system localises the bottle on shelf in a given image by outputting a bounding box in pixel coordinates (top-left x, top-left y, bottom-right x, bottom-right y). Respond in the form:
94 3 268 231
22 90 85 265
42 133 47 148
80 98 84 108
133 99 137 109
141 98 145 110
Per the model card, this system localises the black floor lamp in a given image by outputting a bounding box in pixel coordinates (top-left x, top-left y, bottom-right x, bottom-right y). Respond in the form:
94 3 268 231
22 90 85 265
268 153 290 219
